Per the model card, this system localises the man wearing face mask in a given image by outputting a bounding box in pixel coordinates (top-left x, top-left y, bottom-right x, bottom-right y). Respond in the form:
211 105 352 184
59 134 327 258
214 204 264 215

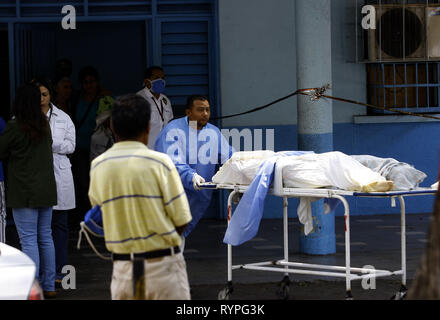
137 66 173 149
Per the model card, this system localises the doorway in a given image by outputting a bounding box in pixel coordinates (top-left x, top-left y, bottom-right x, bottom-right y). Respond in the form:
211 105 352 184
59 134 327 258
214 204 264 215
0 26 10 121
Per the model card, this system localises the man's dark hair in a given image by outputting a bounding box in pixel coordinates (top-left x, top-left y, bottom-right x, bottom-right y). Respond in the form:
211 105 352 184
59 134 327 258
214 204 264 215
12 84 49 142
56 58 73 78
111 94 151 140
56 58 72 68
186 95 209 110
144 66 164 79
79 65 100 84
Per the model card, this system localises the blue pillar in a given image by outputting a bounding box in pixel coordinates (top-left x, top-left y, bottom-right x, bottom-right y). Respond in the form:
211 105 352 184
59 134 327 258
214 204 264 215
295 0 335 255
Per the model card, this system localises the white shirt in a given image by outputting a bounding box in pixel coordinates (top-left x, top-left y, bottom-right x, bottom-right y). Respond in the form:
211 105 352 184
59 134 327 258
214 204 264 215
46 104 76 210
136 88 173 149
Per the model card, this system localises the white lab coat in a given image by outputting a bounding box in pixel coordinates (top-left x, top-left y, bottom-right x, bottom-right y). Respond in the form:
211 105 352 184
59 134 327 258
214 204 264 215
46 104 76 210
136 88 173 149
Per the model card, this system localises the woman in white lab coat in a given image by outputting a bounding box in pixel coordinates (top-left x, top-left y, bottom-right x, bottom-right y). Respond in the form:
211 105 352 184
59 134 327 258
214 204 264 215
31 78 76 289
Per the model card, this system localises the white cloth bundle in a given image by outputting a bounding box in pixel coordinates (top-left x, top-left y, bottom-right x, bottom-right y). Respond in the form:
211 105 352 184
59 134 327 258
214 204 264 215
351 155 427 191
281 152 394 192
213 151 395 236
214 151 394 192
279 151 394 235
212 150 276 185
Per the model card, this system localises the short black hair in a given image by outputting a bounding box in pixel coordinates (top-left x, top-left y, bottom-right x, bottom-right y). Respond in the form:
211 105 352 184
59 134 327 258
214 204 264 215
144 66 164 79
111 94 151 140
56 58 73 78
79 65 100 84
56 58 72 67
186 95 209 110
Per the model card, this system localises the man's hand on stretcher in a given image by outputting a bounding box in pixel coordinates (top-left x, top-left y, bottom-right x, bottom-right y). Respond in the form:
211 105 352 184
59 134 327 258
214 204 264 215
192 174 206 191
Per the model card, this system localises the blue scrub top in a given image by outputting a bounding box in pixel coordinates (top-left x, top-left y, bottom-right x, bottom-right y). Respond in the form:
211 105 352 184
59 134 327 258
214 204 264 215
155 117 234 237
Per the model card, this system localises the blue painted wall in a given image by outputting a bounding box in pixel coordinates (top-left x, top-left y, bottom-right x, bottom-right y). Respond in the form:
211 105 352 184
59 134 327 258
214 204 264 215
218 0 297 128
333 122 439 216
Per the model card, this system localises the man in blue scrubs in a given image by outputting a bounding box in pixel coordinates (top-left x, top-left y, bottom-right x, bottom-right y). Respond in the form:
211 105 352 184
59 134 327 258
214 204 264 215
155 95 234 243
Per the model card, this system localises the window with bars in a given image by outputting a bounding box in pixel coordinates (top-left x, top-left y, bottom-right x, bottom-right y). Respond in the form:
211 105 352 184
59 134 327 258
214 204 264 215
362 0 440 113
367 62 440 112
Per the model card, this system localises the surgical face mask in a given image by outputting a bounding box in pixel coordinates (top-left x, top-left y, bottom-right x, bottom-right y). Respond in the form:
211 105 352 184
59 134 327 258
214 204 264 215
149 79 166 94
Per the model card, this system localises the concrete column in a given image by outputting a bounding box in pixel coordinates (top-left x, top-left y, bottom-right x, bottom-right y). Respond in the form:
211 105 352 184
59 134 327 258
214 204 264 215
295 0 335 255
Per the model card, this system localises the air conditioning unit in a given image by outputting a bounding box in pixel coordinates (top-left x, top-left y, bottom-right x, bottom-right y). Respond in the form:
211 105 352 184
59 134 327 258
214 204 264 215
427 6 440 59
367 4 440 61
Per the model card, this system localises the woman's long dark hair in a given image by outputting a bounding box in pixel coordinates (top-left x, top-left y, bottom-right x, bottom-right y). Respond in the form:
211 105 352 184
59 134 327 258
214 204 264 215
30 77 54 102
12 84 49 142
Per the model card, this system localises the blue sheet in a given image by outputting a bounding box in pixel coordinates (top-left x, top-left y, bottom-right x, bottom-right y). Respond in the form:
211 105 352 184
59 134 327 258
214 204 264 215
223 151 312 246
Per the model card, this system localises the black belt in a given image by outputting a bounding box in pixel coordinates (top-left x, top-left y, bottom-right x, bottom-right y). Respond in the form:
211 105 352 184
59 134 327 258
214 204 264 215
112 246 180 261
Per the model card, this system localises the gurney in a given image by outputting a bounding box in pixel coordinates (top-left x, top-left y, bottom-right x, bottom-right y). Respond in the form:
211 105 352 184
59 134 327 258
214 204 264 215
0 182 6 243
200 152 436 300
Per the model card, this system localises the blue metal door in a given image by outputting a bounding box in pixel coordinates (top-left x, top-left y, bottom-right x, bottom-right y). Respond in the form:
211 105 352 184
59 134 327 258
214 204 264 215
156 18 219 120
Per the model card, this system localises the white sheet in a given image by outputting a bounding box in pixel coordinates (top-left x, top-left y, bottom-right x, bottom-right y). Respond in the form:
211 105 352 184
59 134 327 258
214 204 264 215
351 155 427 191
213 151 394 192
212 150 276 186
213 151 395 236
281 152 394 192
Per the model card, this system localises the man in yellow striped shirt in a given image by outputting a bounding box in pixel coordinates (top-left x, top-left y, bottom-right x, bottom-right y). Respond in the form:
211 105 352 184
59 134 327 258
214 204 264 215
88 94 192 300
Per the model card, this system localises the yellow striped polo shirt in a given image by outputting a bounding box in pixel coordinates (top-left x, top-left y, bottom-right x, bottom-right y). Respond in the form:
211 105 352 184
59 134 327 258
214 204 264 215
88 141 192 254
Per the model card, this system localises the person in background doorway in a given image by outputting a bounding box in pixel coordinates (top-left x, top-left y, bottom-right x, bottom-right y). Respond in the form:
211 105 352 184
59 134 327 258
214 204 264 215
54 77 73 117
31 77 76 289
55 58 73 80
137 66 173 149
71 66 112 221
90 99 114 161
0 84 57 298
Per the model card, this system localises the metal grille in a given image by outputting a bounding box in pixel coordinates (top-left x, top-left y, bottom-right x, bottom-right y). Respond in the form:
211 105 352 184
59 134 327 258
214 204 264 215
0 0 214 19
367 62 440 112
161 20 210 115
358 1 440 113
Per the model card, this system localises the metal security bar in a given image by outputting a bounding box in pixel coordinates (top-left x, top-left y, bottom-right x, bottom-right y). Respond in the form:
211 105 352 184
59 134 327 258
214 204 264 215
358 0 440 63
367 62 440 112
356 0 440 113
0 0 214 20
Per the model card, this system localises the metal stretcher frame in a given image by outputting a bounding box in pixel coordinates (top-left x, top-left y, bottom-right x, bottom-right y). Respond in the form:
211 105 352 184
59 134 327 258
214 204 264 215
202 182 436 300
0 182 6 244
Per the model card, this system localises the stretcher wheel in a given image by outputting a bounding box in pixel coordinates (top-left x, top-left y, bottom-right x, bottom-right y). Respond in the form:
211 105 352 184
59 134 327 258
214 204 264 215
345 290 354 300
277 276 291 300
218 283 233 300
390 285 407 300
